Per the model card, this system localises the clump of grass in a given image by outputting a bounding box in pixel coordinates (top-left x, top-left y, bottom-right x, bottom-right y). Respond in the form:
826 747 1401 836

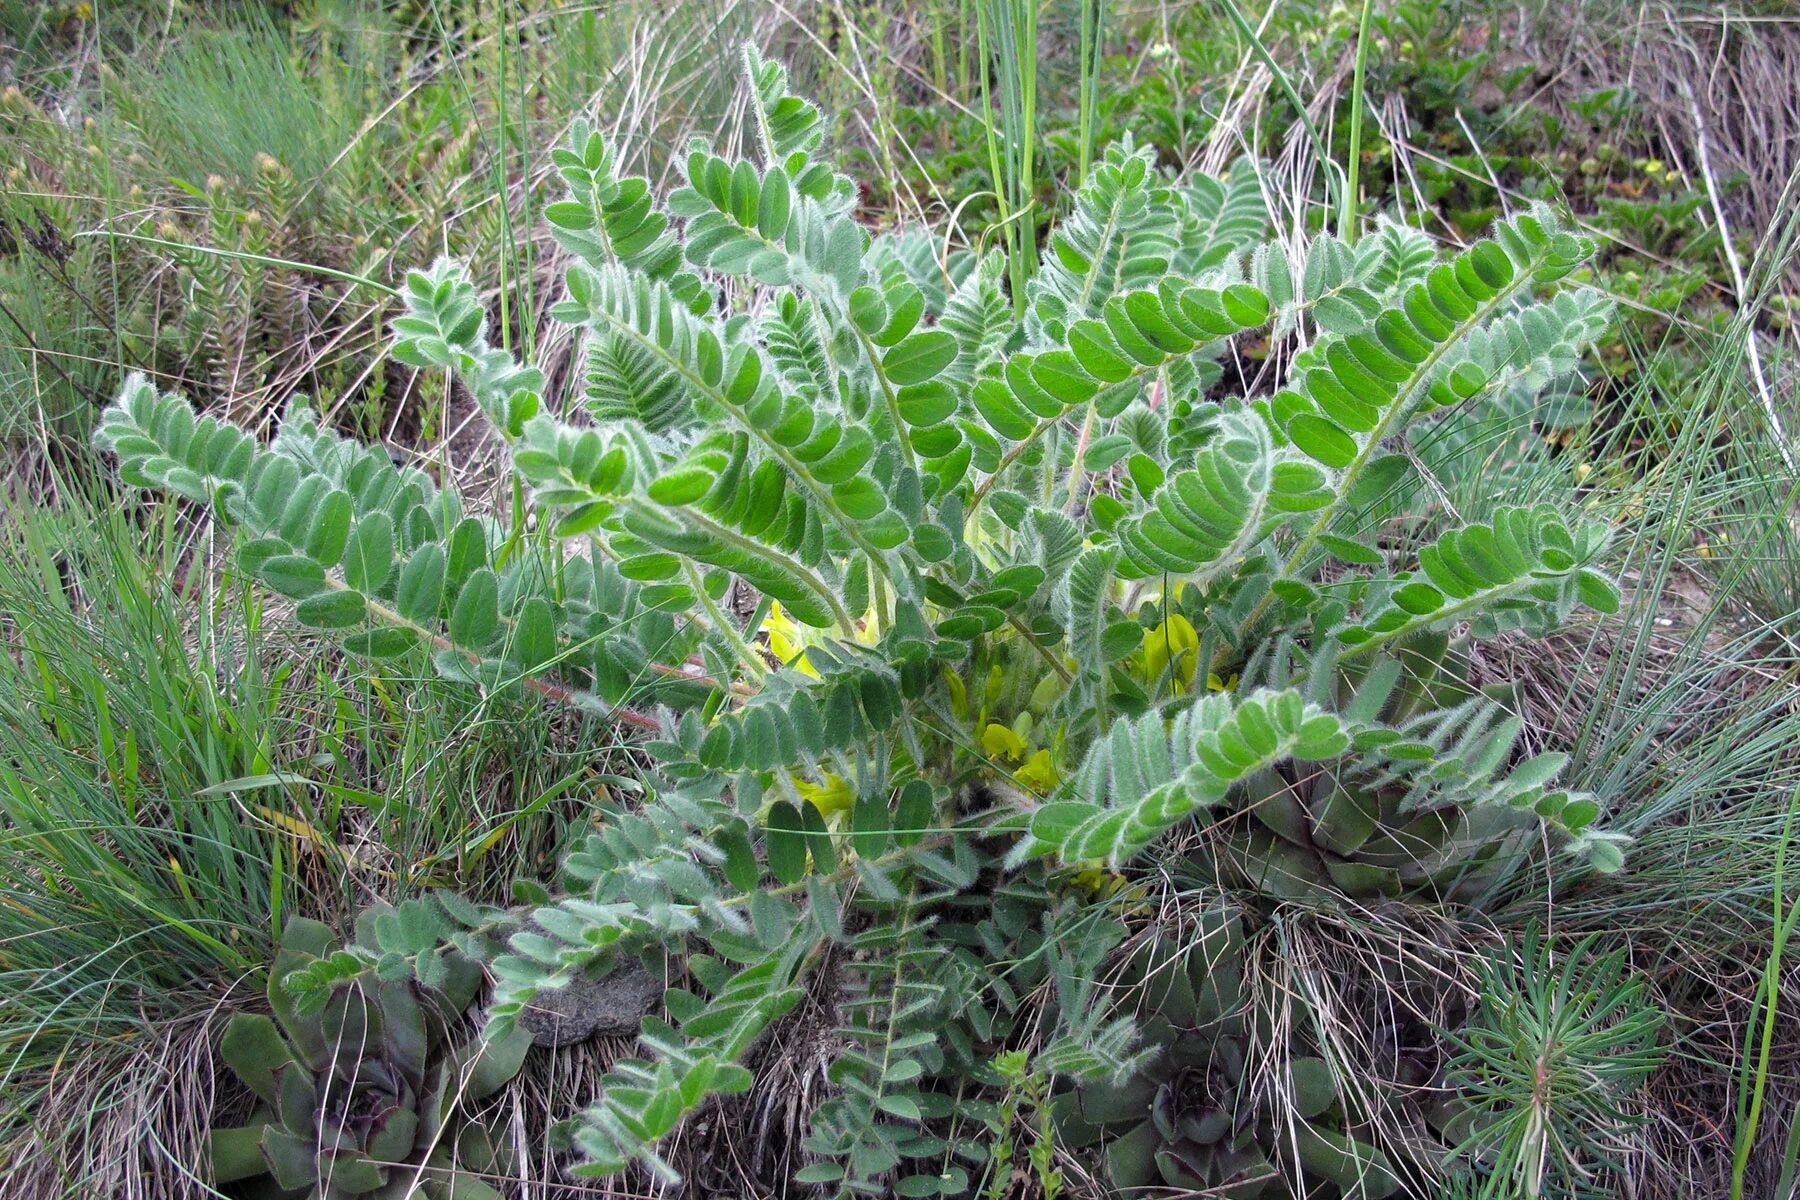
0 487 296 1191
0 0 755 452
0 473 633 1192
973 0 1037 310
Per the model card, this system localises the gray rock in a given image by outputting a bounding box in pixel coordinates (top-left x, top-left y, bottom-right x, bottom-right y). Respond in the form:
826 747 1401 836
517 960 662 1047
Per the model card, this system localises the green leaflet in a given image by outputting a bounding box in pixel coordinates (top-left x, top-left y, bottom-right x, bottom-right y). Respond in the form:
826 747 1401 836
1112 410 1272 581
1063 546 1135 688
1270 212 1595 492
1026 691 1351 866
1028 142 1182 345
1338 505 1605 655
883 330 958 385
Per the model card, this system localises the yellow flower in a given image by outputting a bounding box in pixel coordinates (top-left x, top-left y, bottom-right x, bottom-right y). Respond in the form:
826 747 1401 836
794 772 855 821
982 722 1028 763
1014 748 1061 794
1062 862 1152 911
945 669 969 720
1143 612 1200 694
984 663 1005 709
1070 864 1125 897
762 600 880 679
763 601 819 678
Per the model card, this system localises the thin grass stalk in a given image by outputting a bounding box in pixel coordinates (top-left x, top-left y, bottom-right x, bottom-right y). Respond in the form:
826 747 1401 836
1342 0 1375 241
1731 785 1800 1199
1216 0 1343 220
976 0 1039 313
1076 0 1102 188
927 0 951 98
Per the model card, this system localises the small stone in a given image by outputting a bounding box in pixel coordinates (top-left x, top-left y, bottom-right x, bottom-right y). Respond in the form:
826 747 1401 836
517 960 661 1048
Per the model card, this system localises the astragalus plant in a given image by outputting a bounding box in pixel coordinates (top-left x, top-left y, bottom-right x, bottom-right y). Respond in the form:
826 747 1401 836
99 46 1626 1198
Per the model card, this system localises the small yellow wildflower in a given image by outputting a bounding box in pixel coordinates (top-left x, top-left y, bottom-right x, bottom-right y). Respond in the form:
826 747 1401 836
1070 863 1127 898
1014 748 1061 794
944 669 969 720
794 772 855 821
762 600 879 678
1142 612 1200 694
763 601 819 677
984 663 1005 709
982 721 1028 763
